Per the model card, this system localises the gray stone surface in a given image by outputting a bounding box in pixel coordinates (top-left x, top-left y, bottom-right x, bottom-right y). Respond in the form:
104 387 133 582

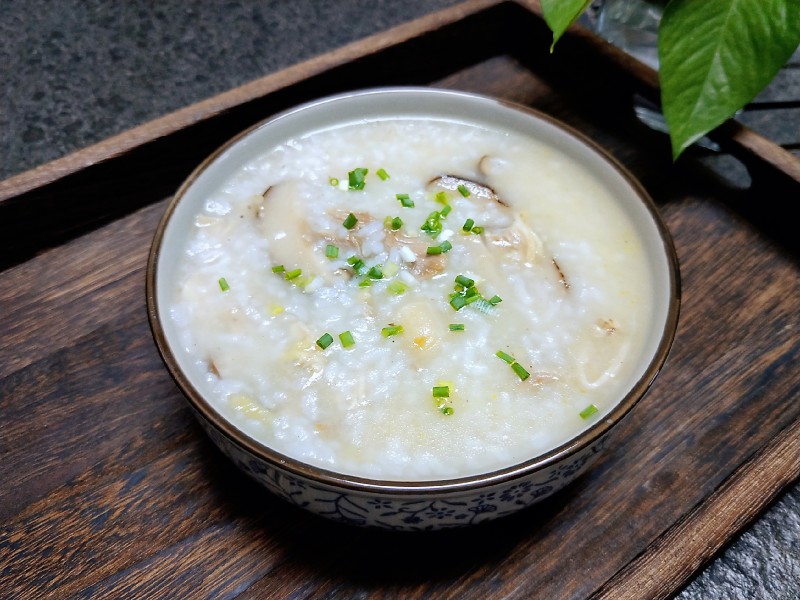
2 1 797 598
1 0 463 180
676 486 800 600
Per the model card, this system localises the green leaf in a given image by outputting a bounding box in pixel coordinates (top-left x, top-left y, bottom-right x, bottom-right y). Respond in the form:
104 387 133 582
541 0 593 51
659 0 800 160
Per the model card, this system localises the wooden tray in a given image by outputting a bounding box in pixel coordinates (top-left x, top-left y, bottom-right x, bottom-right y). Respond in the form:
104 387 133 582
2 1 798 598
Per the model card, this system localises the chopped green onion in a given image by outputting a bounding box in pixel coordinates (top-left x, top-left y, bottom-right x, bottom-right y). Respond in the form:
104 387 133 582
455 274 474 288
329 177 339 187
348 168 368 190
421 211 444 237
435 191 448 204
388 280 409 295
462 218 475 232
474 299 494 314
316 333 333 349
339 330 355 348
358 279 372 288
433 381 454 415
390 216 403 230
297 274 316 289
376 168 390 181
494 350 531 381
511 362 530 381
465 293 483 305
457 184 471 197
580 404 599 419
449 323 465 331
496 350 515 364
432 385 450 398
382 261 400 278
347 255 366 275
440 204 452 217
342 212 358 230
272 265 286 273
449 275 500 315
381 324 404 337
367 265 384 279
396 193 414 208
218 277 230 292
450 295 467 311
471 225 484 235
426 240 453 255
284 268 302 280
325 244 339 259
427 240 452 255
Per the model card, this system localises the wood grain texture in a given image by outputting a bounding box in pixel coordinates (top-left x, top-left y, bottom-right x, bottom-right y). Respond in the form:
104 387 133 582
2 1 798 598
592 419 800 600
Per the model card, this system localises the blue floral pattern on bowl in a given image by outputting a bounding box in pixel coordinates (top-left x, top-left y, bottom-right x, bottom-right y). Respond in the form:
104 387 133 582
196 409 609 531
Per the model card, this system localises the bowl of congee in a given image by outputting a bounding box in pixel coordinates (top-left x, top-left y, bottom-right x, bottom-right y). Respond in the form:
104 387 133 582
146 87 680 530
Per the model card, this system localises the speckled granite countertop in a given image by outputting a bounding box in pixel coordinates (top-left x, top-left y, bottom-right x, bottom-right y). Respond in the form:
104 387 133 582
2 1 797 598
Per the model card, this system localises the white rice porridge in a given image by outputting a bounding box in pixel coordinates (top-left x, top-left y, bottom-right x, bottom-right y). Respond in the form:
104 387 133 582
171 118 655 481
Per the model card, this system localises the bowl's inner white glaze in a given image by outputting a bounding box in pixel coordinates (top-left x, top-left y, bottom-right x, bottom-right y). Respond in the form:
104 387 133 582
153 88 676 483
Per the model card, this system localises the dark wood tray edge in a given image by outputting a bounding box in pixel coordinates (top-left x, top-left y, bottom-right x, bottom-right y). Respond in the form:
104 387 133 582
591 419 800 600
3 0 799 273
2 0 799 204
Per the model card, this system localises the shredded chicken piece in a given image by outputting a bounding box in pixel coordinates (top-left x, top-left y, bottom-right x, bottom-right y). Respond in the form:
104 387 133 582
208 361 220 377
596 318 617 334
327 209 375 256
483 216 546 264
286 322 325 390
384 229 447 278
577 320 628 389
526 372 560 386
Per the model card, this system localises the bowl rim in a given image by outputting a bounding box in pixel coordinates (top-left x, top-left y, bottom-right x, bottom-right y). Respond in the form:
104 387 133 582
146 86 681 495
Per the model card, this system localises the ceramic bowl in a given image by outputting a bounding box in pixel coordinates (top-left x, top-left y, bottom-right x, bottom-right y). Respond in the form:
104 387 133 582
146 87 680 531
